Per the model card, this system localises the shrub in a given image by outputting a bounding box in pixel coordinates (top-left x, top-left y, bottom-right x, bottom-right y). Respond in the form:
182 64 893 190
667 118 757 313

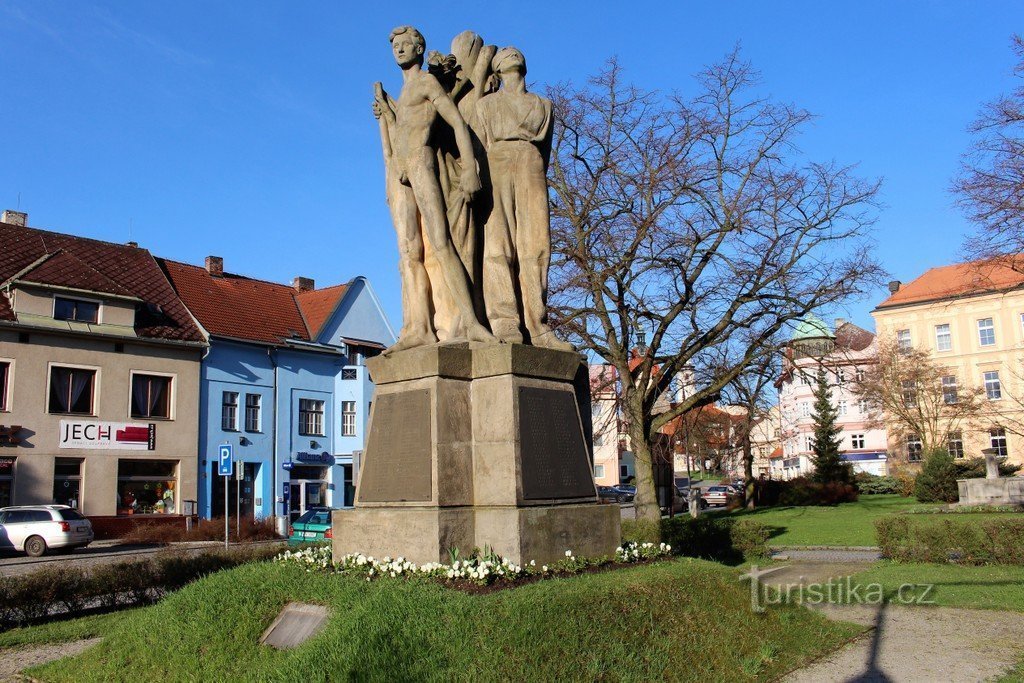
659 516 770 563
121 517 280 545
757 476 858 507
855 473 903 495
954 457 1023 479
914 449 959 503
875 515 1024 565
620 518 661 544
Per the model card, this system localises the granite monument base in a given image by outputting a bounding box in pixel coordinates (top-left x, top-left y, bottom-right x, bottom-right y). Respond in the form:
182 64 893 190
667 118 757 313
331 343 621 566
957 477 1024 507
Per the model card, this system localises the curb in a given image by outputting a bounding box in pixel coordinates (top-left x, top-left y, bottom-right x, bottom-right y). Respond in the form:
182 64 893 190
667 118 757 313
770 545 880 552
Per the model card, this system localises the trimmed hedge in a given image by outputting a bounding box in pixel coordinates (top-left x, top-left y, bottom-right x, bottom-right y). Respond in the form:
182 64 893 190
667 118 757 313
656 516 771 563
876 515 1024 565
756 476 858 507
855 473 903 495
0 545 281 629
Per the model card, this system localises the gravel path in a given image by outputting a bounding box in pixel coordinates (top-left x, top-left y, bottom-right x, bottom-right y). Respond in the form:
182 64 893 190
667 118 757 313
771 548 883 563
785 604 1024 682
0 638 101 681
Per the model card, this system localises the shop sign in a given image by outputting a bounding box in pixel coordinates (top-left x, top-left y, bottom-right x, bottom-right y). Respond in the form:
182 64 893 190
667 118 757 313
295 450 335 464
59 420 156 450
0 457 14 473
0 425 22 446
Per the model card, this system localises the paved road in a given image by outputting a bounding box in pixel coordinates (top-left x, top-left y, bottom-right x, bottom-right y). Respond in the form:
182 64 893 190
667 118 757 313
0 540 284 578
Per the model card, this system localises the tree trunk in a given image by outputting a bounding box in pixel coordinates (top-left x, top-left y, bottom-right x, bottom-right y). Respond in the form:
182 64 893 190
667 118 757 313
625 395 660 524
743 434 756 510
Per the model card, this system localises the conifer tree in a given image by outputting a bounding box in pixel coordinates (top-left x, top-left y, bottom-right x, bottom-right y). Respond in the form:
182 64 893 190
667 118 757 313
810 369 852 484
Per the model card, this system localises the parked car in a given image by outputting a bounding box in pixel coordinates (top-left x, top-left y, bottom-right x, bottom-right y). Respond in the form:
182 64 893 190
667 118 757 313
701 485 735 507
0 505 94 557
597 486 634 504
288 507 335 544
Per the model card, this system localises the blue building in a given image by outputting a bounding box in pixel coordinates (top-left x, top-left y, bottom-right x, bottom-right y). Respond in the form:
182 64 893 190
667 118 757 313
159 256 395 531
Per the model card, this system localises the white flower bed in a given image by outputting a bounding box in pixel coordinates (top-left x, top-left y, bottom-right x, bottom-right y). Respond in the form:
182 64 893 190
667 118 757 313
275 541 670 586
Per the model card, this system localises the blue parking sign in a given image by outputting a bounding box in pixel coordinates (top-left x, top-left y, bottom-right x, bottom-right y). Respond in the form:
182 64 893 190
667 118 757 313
218 444 233 476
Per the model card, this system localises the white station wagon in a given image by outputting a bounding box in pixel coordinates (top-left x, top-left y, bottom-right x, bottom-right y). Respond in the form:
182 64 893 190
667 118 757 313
0 505 94 557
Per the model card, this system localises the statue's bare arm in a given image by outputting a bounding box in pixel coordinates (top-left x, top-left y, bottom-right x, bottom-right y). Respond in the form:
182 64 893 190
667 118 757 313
426 76 482 195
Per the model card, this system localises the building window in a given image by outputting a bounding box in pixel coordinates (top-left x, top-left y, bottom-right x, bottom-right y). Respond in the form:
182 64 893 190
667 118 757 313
53 296 99 323
858 398 869 414
805 434 814 452
906 435 923 461
836 369 846 386
299 399 325 436
341 400 357 437
855 368 865 383
901 380 917 407
984 371 1002 400
594 464 605 479
978 318 996 347
48 366 95 415
935 324 952 352
52 458 83 508
851 433 865 449
990 427 1008 457
0 361 8 411
947 431 964 459
245 394 261 432
896 329 912 352
117 459 177 515
222 392 239 431
341 368 358 380
800 402 810 418
838 400 847 416
941 375 959 405
131 374 172 419
594 433 604 447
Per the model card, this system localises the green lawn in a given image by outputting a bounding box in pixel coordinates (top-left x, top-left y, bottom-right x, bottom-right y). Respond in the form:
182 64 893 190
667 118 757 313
29 559 862 682
0 611 132 650
837 562 1024 613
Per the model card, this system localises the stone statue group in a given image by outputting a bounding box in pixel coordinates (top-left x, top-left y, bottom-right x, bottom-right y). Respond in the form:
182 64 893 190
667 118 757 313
373 26 573 353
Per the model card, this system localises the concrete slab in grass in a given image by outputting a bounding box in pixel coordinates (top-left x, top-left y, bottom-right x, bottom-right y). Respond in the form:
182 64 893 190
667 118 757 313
260 603 330 649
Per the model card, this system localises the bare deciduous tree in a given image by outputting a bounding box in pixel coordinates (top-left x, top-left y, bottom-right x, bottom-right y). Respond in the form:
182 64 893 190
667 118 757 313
955 35 1024 268
547 50 883 521
852 337 985 462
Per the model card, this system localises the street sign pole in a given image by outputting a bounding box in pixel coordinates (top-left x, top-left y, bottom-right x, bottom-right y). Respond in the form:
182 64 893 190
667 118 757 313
236 463 241 540
224 473 229 550
218 444 233 550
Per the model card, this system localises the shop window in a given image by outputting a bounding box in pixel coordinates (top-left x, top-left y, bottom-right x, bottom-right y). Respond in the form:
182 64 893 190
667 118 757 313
341 400 357 437
245 394 262 432
0 457 13 507
299 398 325 436
54 296 99 323
222 391 239 431
0 361 9 411
49 366 95 415
131 374 172 419
116 460 177 515
52 458 83 508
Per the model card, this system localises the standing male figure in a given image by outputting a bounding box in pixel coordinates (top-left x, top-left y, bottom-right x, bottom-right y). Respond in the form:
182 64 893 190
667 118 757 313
373 25 495 351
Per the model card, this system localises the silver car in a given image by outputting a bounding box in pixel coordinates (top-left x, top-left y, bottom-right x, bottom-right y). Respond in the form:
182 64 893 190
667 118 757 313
0 505 94 557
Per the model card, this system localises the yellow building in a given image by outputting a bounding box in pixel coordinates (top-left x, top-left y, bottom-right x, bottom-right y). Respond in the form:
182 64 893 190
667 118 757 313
872 258 1024 467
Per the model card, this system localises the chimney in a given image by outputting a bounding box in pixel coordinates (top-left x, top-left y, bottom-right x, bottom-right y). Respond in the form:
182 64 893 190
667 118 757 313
834 317 846 330
887 280 901 294
126 241 139 248
293 276 315 293
1 210 27 226
205 256 224 277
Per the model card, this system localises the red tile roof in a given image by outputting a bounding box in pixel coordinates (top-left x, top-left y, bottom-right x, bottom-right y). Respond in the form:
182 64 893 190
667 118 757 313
296 283 349 338
159 259 350 346
877 256 1024 309
0 221 204 343
834 321 875 352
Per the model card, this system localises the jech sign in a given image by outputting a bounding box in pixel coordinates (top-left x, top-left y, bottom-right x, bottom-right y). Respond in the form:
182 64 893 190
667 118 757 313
59 420 156 450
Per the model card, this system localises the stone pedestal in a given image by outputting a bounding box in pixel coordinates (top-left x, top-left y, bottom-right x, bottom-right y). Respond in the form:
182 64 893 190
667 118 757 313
332 343 621 565
957 477 1024 507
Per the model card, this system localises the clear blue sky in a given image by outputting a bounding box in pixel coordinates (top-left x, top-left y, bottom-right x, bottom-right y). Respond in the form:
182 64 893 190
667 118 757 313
2 1 1022 336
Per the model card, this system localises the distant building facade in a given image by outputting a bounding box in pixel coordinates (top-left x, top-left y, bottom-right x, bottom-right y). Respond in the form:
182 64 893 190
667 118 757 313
777 316 889 478
873 259 1024 468
160 257 395 530
0 213 205 517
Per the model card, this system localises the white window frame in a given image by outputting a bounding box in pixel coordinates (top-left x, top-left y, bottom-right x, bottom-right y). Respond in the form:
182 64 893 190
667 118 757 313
245 393 262 433
947 431 964 459
906 435 923 461
299 398 326 437
594 464 605 479
0 358 12 412
804 434 814 452
341 400 357 437
838 399 847 416
990 427 1008 457
222 391 239 432
983 370 1002 400
896 329 912 352
978 318 996 347
935 323 952 352
800 402 810 418
46 362 101 416
128 370 176 421
52 294 103 324
850 433 865 449
858 398 869 414
941 375 959 405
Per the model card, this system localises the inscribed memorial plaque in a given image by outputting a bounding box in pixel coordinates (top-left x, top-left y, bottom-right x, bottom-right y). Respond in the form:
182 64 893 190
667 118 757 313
518 386 595 500
357 389 433 502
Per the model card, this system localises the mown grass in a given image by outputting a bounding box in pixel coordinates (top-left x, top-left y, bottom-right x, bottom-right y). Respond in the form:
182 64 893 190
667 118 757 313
31 558 862 682
837 562 1024 612
0 611 133 649
718 495 940 546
